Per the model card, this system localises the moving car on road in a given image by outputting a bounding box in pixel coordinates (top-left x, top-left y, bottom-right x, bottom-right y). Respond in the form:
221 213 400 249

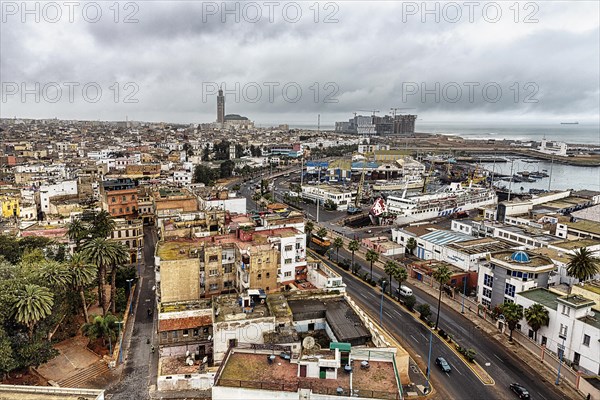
435 357 451 373
509 383 530 399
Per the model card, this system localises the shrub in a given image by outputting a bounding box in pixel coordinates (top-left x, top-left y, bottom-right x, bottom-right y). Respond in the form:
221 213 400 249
369 280 377 287
416 303 431 320
404 295 416 311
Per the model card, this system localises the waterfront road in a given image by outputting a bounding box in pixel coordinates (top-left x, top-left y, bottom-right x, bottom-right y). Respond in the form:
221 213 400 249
315 248 570 400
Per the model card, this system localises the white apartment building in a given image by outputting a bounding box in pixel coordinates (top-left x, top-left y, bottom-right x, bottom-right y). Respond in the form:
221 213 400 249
478 250 555 308
266 229 307 285
517 288 599 375
301 185 354 211
173 170 193 186
39 180 78 214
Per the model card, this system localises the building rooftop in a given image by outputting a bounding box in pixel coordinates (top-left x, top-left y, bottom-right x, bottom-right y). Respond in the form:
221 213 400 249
551 238 600 250
0 385 104 400
490 250 554 269
557 294 595 309
446 237 514 255
518 288 560 310
213 294 271 323
568 220 600 235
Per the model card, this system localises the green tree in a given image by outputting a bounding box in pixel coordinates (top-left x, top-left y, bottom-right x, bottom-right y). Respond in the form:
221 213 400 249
365 249 379 280
305 221 314 248
220 160 236 179
384 261 398 296
432 265 452 330
316 228 328 239
393 266 408 299
81 210 116 240
347 240 360 270
68 253 97 323
0 327 17 379
332 237 344 263
193 164 217 185
67 218 89 251
404 295 416 311
416 303 431 320
36 260 72 289
82 238 127 316
108 243 130 314
566 247 600 282
405 237 417 255
12 284 54 340
524 303 549 342
82 314 119 350
500 302 524 341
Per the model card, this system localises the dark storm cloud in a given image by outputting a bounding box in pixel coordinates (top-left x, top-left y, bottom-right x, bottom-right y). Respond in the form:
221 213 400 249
1 1 598 124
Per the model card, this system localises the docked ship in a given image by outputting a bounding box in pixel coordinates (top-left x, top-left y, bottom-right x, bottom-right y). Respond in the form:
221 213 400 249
371 177 424 192
369 182 498 225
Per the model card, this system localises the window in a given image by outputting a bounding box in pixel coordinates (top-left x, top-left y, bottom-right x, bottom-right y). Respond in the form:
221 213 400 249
583 334 590 346
284 271 292 278
223 265 233 274
504 283 516 298
193 329 199 336
483 274 493 287
482 298 491 307
122 196 126 201
183 329 189 337
209 283 218 291
266 272 270 278
224 281 233 288
284 245 293 251
209 269 218 276
284 258 292 264
172 331 178 339
257 273 262 280
112 196 116 203
161 332 167 340
482 288 492 299
132 195 136 200
561 305 570 316
208 255 218 263
559 324 568 338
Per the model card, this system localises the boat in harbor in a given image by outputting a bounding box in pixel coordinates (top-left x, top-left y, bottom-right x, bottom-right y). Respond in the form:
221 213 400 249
372 178 424 192
370 182 497 225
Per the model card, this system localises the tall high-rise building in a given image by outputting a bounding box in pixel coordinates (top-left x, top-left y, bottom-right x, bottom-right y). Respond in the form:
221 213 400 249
217 88 225 123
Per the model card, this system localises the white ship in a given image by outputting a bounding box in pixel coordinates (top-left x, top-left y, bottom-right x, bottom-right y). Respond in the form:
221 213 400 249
370 182 497 225
371 178 424 192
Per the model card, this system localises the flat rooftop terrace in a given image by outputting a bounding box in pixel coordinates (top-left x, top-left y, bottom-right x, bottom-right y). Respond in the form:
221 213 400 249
518 288 559 310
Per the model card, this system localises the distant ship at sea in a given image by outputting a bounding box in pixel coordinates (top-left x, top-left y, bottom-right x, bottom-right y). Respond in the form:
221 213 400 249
560 122 579 125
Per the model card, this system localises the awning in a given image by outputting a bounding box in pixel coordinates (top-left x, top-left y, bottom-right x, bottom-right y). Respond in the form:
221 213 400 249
329 342 352 352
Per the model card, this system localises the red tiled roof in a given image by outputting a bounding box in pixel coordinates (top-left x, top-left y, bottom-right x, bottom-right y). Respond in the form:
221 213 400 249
158 315 212 332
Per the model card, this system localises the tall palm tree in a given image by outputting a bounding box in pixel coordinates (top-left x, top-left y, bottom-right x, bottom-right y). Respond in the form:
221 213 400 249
332 237 344 263
316 228 328 239
348 240 359 272
500 302 524 341
432 265 452 330
36 260 72 289
567 247 600 282
12 284 54 340
393 267 408 300
365 249 379 280
384 261 398 296
82 238 127 315
108 243 130 314
524 303 549 342
66 218 89 252
405 237 417 255
68 253 97 323
305 220 314 248
83 210 116 239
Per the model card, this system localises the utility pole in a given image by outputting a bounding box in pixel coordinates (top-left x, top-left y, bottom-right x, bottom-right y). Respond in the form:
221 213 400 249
316 168 320 223
548 154 554 191
425 330 432 393
508 159 515 201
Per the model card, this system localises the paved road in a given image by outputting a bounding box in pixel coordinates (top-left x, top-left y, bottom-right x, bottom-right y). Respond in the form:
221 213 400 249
326 246 570 400
107 226 158 400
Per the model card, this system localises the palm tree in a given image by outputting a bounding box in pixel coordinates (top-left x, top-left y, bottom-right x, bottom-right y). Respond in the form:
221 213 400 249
82 314 119 351
36 260 72 289
524 303 549 342
500 302 524 341
67 218 89 252
68 253 97 323
332 237 344 263
393 267 408 300
348 240 359 271
432 265 452 330
365 249 379 280
82 238 127 315
384 261 398 296
82 210 116 239
566 247 600 282
12 284 54 340
108 243 130 314
405 237 417 255
305 220 314 248
316 227 328 239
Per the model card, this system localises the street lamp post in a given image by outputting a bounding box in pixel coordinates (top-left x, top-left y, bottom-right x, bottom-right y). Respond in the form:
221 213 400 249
461 275 468 314
425 330 432 393
126 278 134 315
117 321 124 364
555 335 566 385
380 280 387 326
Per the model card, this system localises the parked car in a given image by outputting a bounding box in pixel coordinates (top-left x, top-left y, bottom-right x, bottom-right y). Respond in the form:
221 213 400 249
435 357 451 373
509 383 530 399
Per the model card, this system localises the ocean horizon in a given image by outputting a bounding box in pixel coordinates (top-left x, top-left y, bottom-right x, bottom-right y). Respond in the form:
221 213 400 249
283 121 600 145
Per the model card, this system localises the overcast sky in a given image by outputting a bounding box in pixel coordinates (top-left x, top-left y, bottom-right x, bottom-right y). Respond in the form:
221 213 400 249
1 1 599 126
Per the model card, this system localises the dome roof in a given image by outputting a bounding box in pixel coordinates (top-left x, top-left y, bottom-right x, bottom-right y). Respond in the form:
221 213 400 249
510 251 530 263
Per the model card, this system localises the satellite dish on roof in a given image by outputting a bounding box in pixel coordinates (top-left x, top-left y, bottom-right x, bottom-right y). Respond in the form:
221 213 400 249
186 357 194 366
202 356 208 364
587 310 596 318
303 336 315 350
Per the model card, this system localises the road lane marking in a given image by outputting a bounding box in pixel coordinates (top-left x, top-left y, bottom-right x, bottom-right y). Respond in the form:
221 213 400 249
453 365 462 376
394 310 403 317
384 311 393 318
410 335 419 343
359 292 368 299
493 354 504 363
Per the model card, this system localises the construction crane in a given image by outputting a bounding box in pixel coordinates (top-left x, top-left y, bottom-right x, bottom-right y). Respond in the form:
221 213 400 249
390 107 415 118
357 109 380 117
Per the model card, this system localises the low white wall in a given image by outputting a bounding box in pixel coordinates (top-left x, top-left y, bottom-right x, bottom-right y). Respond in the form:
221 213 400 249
157 372 215 391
